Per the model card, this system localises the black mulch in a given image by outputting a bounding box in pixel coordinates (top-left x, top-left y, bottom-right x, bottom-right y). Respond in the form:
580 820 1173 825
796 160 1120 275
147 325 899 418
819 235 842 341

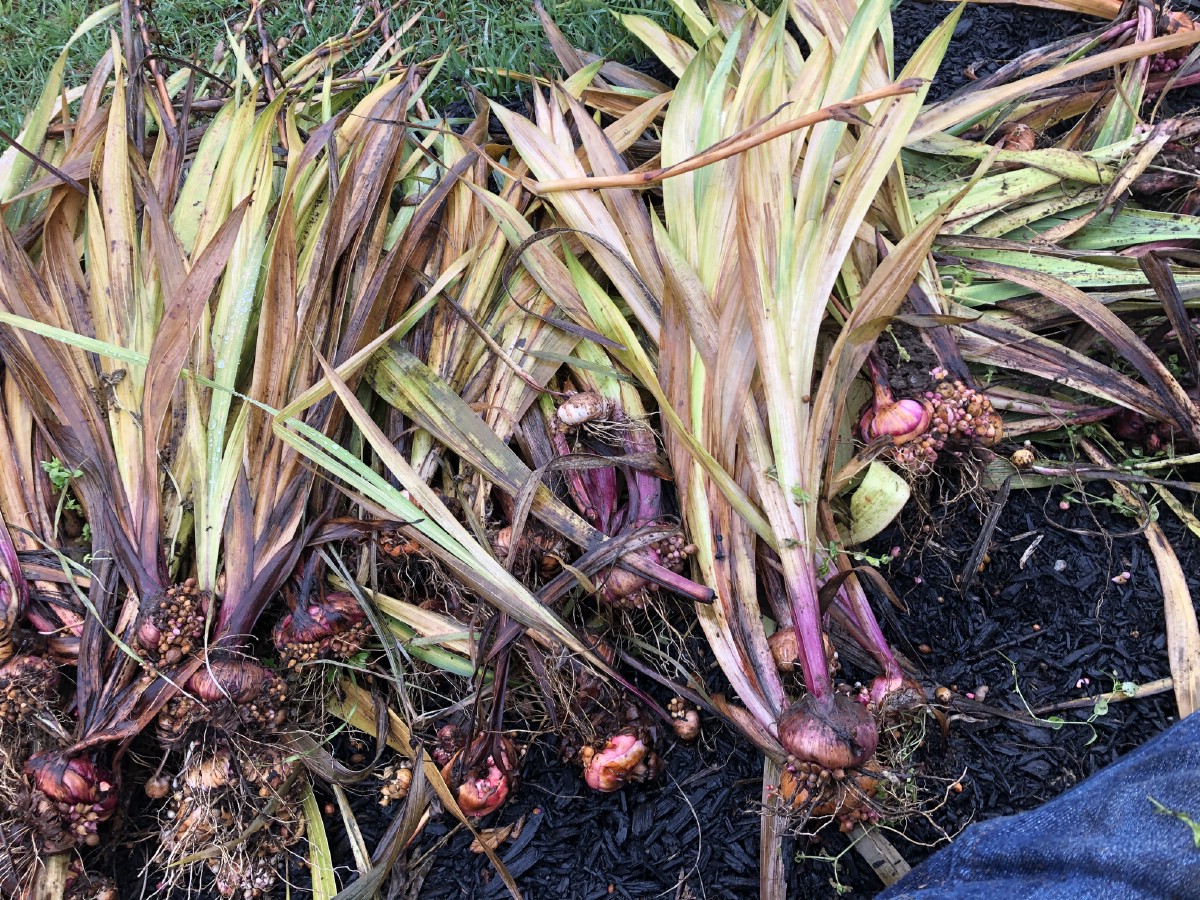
892 1 1098 101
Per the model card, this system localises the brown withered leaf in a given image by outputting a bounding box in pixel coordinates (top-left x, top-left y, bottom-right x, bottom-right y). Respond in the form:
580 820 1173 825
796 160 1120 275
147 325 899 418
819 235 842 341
470 817 524 855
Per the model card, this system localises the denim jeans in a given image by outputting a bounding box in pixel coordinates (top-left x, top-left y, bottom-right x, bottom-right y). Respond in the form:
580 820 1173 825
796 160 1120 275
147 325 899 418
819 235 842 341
880 712 1200 899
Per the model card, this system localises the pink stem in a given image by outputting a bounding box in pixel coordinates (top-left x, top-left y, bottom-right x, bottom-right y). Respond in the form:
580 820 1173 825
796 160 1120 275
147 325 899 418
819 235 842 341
836 580 902 685
789 566 833 701
550 430 606 528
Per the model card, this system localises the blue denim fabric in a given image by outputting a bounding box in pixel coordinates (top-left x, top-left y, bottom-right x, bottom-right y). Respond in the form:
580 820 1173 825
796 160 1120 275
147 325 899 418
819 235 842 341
880 713 1200 899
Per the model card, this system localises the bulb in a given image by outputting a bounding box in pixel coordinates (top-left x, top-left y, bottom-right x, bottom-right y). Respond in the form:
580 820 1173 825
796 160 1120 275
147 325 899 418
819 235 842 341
556 391 609 427
768 630 838 674
274 591 369 668
25 751 118 848
187 659 288 728
135 578 208 666
144 774 172 800
859 395 932 446
777 693 878 771
597 565 651 609
441 737 516 817
778 764 879 822
668 698 701 741
580 731 649 791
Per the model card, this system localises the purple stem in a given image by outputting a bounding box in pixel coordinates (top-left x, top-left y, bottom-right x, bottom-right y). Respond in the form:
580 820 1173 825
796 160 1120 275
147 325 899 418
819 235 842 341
550 429 608 528
788 564 834 701
621 417 663 529
835 579 902 684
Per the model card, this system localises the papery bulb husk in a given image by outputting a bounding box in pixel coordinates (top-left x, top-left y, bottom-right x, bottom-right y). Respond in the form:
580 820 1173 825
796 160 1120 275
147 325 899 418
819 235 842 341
557 391 610 427
0 654 60 723
493 525 563 575
777 693 878 771
768 630 838 675
994 123 1035 152
778 766 880 821
869 675 927 716
135 578 208 667
441 736 516 817
24 751 118 850
580 730 650 792
859 397 932 446
768 629 799 673
273 591 369 669
182 748 235 793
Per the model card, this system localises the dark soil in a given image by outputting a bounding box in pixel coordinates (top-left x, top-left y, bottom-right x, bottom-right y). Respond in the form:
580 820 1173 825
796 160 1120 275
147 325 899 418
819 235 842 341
892 1 1099 101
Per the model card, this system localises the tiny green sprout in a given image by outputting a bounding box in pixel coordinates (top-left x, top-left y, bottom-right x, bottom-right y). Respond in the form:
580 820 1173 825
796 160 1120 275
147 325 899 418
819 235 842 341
41 458 85 519
885 327 911 363
41 457 83 491
1003 653 1104 746
1149 797 1200 848
791 485 814 505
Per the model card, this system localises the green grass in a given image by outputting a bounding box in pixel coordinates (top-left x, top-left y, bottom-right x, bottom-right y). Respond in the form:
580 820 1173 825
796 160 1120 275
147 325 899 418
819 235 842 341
0 0 679 136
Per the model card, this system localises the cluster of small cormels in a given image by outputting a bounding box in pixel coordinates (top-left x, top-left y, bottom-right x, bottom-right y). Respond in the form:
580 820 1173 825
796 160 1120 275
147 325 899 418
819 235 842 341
378 763 413 806
653 532 698 574
237 673 289 730
136 578 208 667
894 370 1003 474
273 592 370 670
156 661 289 747
154 746 303 899
0 654 58 724
777 757 880 833
24 752 118 850
210 852 280 900
1152 10 1197 71
787 757 850 789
